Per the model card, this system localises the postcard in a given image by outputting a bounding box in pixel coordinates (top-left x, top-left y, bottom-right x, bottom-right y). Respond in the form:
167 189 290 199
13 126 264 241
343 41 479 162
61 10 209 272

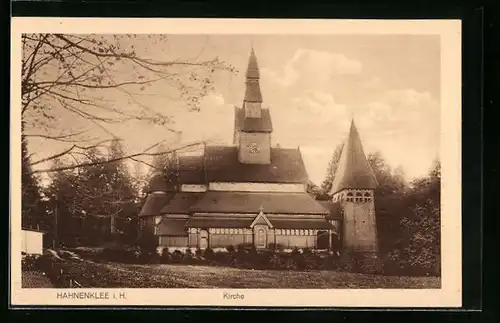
10 18 462 308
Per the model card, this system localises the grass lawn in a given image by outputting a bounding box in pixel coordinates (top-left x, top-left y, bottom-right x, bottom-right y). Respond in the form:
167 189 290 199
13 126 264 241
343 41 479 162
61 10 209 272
22 270 55 288
61 259 440 289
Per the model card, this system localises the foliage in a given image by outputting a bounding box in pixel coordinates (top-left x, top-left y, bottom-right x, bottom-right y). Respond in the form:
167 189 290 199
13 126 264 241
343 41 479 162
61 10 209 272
317 148 441 277
21 120 48 231
367 151 408 197
22 34 236 174
320 142 345 194
373 158 441 276
42 139 140 247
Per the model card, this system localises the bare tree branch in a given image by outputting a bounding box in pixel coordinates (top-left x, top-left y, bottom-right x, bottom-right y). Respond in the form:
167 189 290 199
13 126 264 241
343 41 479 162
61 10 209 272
31 141 204 174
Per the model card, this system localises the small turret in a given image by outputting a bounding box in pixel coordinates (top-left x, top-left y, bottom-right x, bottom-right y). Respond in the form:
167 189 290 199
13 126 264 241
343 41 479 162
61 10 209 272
331 119 379 254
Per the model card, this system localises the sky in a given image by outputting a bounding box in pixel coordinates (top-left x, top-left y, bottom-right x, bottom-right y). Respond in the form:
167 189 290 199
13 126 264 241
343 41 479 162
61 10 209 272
27 34 441 186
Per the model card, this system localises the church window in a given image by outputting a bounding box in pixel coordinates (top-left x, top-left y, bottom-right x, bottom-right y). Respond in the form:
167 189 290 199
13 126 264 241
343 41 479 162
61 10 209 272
364 192 371 202
215 228 220 234
346 192 354 202
355 192 363 203
276 229 281 235
209 228 214 234
229 228 234 234
286 229 290 235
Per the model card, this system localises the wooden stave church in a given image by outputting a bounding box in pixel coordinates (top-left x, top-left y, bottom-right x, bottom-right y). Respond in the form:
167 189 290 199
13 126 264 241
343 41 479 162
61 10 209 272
138 48 379 254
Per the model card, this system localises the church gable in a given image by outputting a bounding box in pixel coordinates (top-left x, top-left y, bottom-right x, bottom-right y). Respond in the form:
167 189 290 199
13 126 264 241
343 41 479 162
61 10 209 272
250 211 273 228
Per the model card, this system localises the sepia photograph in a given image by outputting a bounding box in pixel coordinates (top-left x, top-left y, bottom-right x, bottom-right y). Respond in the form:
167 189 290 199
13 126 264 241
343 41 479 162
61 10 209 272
11 18 462 307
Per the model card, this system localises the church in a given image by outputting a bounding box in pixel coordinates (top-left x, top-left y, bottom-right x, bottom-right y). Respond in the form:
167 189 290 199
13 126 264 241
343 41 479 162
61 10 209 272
138 48 379 255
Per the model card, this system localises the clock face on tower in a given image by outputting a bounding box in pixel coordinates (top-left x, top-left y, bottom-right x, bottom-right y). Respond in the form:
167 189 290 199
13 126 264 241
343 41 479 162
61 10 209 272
247 142 260 154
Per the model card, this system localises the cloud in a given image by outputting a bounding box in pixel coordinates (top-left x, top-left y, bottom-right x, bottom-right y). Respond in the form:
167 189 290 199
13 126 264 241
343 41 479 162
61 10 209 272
261 49 363 92
355 88 440 180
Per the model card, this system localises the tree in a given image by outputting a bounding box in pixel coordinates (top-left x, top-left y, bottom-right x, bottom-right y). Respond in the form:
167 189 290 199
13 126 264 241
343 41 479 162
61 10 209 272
320 142 344 194
367 151 408 196
383 159 441 276
22 34 236 174
21 120 45 230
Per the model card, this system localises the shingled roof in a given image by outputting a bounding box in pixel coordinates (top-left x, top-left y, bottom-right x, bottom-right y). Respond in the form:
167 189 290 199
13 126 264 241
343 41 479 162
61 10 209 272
245 47 260 79
317 201 343 220
244 80 263 103
139 192 175 217
156 218 188 236
204 146 308 183
189 191 329 215
330 119 378 194
146 172 171 193
234 107 273 132
178 155 205 184
160 192 204 214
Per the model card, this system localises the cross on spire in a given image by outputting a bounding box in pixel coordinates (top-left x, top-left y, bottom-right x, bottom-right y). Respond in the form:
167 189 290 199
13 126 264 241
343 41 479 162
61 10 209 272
259 205 264 213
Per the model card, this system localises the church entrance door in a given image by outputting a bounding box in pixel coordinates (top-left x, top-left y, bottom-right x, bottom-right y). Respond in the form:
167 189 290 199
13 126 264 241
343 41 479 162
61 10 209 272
257 228 266 248
199 229 208 250
253 226 267 249
317 230 329 249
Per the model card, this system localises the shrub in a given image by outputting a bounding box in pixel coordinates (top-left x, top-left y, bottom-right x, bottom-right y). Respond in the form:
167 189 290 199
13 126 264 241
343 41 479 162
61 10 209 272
320 255 338 270
283 255 298 270
171 250 184 263
226 245 235 253
203 248 215 260
338 251 357 272
236 243 254 252
302 247 313 256
160 250 171 264
267 243 285 252
302 253 320 270
358 254 384 275
248 250 273 269
101 246 139 264
213 251 232 266
268 253 284 269
35 254 65 282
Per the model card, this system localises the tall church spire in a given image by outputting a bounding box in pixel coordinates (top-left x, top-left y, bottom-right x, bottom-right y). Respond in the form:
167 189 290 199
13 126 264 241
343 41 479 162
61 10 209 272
243 46 263 117
330 119 378 195
234 47 273 164
246 46 260 80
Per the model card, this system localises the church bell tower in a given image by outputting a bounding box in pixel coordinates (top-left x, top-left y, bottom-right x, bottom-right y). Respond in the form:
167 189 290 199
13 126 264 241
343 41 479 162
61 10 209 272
234 47 273 164
330 119 379 255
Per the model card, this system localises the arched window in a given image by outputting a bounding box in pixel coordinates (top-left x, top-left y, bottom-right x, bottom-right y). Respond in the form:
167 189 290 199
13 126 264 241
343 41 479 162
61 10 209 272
346 192 354 202
355 192 363 203
364 192 371 202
